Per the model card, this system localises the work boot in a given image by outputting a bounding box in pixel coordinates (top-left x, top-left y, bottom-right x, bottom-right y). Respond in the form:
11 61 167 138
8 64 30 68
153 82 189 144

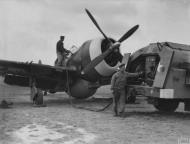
119 112 126 118
114 108 118 117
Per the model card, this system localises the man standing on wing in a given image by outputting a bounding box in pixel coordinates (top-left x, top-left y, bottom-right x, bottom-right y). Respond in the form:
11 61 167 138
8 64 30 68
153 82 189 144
56 36 70 66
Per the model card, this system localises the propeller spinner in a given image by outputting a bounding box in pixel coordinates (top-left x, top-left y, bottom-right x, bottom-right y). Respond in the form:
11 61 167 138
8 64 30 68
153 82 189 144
82 9 139 74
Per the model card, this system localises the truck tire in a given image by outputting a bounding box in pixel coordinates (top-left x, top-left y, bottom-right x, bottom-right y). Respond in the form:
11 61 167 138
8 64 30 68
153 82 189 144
126 88 136 103
153 99 179 112
49 90 56 94
127 94 136 103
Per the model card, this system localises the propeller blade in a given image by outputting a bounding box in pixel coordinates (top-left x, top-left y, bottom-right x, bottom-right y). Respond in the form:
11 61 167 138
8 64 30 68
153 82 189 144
82 49 112 74
85 9 111 42
82 42 121 74
118 25 139 43
83 9 139 74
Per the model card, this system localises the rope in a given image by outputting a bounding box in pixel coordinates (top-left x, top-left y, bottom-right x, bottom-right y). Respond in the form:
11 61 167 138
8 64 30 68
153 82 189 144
65 69 112 112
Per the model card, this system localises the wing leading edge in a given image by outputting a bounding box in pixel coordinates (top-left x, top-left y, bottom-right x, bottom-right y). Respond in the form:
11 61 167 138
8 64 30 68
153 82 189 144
0 59 77 90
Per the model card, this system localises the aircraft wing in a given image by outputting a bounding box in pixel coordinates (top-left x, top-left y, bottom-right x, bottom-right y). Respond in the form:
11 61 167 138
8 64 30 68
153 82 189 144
0 59 77 90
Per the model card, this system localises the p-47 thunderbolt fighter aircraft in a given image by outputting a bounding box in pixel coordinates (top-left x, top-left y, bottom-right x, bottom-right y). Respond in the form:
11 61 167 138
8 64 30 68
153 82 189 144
0 9 139 104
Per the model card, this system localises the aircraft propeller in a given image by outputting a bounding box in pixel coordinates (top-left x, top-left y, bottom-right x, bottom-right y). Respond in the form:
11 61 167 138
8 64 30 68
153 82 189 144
82 9 139 74
85 9 112 43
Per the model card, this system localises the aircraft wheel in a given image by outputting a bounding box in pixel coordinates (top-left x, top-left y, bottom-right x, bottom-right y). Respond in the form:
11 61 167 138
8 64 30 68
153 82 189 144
35 92 43 105
153 98 179 112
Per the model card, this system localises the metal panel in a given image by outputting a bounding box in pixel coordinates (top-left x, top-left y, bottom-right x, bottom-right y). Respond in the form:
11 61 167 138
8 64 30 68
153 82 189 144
185 71 190 85
153 48 174 88
164 68 190 98
160 89 174 99
122 53 131 69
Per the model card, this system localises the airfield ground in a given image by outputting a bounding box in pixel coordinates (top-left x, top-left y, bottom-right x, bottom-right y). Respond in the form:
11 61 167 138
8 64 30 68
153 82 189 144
0 83 190 144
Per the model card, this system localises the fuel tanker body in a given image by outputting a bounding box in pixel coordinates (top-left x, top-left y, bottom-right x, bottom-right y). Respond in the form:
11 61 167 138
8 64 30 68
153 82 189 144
126 42 190 112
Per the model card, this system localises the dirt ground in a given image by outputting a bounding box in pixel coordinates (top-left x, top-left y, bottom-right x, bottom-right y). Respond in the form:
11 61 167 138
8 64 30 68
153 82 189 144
0 85 190 144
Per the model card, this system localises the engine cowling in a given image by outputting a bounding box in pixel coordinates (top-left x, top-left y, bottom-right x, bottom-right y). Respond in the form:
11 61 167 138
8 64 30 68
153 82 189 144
66 38 123 99
67 38 122 82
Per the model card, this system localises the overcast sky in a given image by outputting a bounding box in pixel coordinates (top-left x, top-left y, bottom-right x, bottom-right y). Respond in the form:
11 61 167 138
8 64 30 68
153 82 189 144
0 0 190 65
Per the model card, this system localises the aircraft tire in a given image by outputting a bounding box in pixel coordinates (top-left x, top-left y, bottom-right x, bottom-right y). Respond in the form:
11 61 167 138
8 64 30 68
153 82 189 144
36 92 43 105
153 98 179 112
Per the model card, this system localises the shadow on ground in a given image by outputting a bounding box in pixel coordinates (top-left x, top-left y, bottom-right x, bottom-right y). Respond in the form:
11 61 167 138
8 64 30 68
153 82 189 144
122 111 190 120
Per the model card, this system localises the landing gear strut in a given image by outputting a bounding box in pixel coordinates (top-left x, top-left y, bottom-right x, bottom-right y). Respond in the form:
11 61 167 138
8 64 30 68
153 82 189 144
33 90 44 105
30 79 45 106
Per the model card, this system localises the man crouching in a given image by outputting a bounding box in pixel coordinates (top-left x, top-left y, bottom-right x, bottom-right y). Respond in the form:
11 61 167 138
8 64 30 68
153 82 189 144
111 63 142 117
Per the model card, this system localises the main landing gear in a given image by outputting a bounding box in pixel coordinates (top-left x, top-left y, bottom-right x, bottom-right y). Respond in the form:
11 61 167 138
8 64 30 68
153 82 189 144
30 79 46 107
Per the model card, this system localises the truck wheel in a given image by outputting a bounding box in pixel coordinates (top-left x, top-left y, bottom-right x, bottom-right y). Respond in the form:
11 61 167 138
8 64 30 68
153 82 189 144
127 94 136 103
49 90 56 94
153 99 179 112
126 88 136 103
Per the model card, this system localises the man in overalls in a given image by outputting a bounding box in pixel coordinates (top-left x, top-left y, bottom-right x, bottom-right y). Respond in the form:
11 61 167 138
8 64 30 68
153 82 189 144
111 63 142 117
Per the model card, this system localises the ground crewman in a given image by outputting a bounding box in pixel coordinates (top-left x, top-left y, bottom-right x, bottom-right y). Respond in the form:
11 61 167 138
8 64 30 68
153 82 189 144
111 63 142 117
56 36 70 66
30 79 44 106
